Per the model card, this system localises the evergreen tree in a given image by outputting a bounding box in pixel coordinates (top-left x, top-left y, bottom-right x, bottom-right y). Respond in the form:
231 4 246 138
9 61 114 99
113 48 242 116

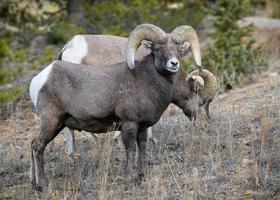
204 0 263 90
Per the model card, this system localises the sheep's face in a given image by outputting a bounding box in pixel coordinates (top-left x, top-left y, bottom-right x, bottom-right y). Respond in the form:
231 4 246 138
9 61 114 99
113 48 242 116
180 76 205 120
143 38 188 75
191 76 204 92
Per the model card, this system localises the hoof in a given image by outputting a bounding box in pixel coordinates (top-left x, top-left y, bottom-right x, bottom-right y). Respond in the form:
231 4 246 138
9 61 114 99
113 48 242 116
136 172 146 186
124 175 136 190
114 138 124 149
150 137 158 145
35 185 43 192
31 182 43 192
31 178 49 192
31 179 36 186
124 181 136 191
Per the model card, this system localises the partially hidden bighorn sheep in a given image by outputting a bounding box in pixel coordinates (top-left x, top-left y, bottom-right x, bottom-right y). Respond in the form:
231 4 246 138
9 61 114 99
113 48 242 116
29 24 202 190
186 69 217 120
58 34 216 154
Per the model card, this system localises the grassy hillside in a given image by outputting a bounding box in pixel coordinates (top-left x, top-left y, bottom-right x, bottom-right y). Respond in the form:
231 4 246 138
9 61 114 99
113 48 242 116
0 1 280 199
0 66 279 199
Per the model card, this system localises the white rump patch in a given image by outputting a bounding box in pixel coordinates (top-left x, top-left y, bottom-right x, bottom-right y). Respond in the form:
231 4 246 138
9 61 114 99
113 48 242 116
29 62 55 107
61 35 88 64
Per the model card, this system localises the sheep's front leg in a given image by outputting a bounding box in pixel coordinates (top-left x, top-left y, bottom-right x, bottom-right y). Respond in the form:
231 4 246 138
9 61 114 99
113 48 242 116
121 122 138 185
137 128 148 183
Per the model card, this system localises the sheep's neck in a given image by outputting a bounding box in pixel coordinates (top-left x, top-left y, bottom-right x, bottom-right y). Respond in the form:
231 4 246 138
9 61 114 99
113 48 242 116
128 55 177 118
172 69 193 108
140 55 175 90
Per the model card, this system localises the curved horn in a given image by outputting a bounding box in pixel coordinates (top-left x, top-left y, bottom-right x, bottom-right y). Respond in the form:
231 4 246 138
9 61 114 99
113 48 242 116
171 25 202 69
126 24 167 69
187 69 217 100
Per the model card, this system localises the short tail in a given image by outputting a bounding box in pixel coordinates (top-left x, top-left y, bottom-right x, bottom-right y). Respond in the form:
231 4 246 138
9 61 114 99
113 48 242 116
58 41 70 60
58 51 63 60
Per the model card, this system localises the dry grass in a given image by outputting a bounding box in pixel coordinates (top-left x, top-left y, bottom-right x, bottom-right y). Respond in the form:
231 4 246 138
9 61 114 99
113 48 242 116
0 73 280 200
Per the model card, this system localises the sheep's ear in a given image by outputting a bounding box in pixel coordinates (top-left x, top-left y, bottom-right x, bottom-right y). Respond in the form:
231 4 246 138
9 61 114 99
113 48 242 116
187 76 204 92
179 41 190 54
186 76 194 84
141 40 153 50
186 76 195 91
194 81 200 92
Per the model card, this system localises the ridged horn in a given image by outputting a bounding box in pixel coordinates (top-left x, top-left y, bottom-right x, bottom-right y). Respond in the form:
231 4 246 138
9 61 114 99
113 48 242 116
187 69 217 100
126 24 167 69
171 25 202 70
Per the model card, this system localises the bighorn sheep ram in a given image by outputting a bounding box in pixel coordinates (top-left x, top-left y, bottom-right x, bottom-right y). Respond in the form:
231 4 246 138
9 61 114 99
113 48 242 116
59 33 217 154
187 69 217 120
29 24 203 190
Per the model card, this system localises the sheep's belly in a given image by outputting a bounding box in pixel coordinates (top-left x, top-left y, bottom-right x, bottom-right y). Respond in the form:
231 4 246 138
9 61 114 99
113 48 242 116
64 116 120 133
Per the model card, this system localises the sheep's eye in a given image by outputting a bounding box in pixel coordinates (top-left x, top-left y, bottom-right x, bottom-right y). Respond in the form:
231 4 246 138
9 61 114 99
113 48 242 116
179 42 190 54
153 46 160 53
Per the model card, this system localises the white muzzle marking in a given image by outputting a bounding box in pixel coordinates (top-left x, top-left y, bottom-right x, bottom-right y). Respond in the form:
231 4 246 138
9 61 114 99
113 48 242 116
166 57 180 72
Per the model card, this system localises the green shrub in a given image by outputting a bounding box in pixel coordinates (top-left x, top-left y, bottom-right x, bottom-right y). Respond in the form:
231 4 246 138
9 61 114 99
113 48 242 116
180 59 194 74
84 0 160 36
14 50 28 62
46 21 86 44
271 0 280 18
0 87 22 105
0 69 14 85
0 39 11 63
204 0 264 91
16 66 24 75
30 62 39 70
42 47 55 63
84 0 206 36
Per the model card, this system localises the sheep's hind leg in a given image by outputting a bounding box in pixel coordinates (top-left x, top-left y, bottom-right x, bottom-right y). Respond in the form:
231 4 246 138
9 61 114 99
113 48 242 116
31 113 65 191
64 127 80 159
137 128 148 184
121 121 138 187
147 127 158 145
30 139 36 185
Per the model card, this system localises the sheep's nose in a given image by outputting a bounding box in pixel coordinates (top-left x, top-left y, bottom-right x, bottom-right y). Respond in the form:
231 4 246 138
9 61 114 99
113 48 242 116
171 60 178 66
167 57 180 72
